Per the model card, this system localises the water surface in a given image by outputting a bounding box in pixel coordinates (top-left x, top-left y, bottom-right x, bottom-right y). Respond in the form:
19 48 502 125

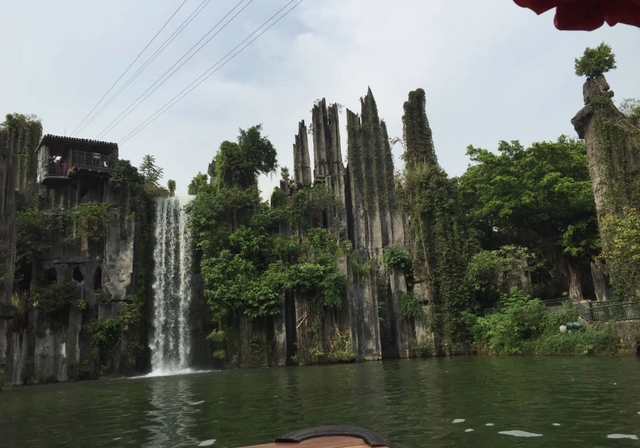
1 357 639 447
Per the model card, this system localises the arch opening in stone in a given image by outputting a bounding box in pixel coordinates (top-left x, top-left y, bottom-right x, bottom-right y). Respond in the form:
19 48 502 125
73 266 84 283
46 267 57 284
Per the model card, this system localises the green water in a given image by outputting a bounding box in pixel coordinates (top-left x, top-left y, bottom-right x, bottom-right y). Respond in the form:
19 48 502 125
1 357 639 447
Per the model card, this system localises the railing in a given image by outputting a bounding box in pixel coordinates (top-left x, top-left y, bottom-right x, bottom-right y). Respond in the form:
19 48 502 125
568 299 594 321
542 298 569 308
483 297 640 323
47 164 68 177
70 149 116 170
590 301 640 321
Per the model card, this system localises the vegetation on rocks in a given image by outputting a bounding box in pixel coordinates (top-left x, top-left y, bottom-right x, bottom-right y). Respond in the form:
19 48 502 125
471 288 618 355
574 42 616 78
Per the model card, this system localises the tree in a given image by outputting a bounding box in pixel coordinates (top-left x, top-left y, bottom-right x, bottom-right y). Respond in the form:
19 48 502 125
460 136 599 299
214 125 277 190
110 159 144 191
138 155 168 197
139 154 163 186
167 179 176 197
619 98 640 125
187 172 208 196
575 42 617 78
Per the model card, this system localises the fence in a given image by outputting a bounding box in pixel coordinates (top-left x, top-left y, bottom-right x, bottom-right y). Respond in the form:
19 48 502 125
483 298 640 323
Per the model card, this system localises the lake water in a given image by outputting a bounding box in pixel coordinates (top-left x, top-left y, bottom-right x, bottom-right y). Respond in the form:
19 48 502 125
1 357 639 447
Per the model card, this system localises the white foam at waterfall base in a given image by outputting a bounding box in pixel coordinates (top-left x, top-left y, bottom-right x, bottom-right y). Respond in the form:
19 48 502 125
149 196 195 375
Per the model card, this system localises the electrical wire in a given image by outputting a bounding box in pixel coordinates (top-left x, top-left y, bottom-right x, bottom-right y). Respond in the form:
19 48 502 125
74 0 214 137
119 0 305 145
94 0 253 140
70 0 188 136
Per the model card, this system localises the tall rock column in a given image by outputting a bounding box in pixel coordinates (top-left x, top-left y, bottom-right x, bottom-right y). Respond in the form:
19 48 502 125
572 75 640 299
401 88 470 354
344 88 412 359
0 126 17 378
311 99 348 238
293 120 312 187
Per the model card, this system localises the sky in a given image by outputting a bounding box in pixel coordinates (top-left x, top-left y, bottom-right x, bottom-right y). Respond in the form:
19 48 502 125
1 0 639 200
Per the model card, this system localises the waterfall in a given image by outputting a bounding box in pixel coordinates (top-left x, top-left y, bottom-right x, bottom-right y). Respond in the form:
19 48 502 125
149 196 194 374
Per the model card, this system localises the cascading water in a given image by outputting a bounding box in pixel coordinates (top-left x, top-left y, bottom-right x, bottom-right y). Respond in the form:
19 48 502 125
149 196 194 375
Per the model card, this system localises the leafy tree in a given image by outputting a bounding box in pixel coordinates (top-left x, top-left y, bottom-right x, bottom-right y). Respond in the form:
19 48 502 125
139 154 163 185
15 208 52 264
464 245 537 309
460 136 599 299
187 172 208 195
619 98 640 125
575 42 616 78
139 154 168 197
110 159 144 191
214 125 277 190
167 179 176 197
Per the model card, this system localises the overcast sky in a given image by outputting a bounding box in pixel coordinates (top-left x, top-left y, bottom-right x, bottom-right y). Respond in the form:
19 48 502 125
1 0 639 199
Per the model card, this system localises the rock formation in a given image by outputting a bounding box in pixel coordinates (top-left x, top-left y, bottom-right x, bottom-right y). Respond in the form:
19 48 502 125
572 75 640 221
572 75 640 300
289 90 422 361
0 126 18 381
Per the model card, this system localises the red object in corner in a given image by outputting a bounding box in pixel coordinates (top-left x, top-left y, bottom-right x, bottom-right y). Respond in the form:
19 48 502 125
514 0 640 30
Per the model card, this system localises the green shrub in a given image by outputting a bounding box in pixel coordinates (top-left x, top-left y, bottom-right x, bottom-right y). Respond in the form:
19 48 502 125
88 318 124 358
382 246 412 274
472 289 618 355
399 293 425 320
533 328 618 355
33 282 77 324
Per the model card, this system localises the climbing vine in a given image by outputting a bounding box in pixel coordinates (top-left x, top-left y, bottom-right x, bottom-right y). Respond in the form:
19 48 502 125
400 88 472 345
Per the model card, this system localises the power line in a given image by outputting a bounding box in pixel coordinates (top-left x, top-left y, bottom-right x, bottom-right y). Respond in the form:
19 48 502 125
119 0 305 145
74 0 214 137
70 0 188 136
95 0 253 140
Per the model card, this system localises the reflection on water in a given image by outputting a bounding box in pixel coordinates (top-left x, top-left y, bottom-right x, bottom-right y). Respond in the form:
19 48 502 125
1 357 639 448
142 376 200 447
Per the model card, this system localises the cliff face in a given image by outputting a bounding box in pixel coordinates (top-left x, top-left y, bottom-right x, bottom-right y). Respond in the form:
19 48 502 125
5 178 144 385
0 132 149 385
572 75 640 300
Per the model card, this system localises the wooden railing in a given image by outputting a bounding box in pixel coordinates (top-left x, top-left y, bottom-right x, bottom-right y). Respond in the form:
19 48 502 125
70 149 116 171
